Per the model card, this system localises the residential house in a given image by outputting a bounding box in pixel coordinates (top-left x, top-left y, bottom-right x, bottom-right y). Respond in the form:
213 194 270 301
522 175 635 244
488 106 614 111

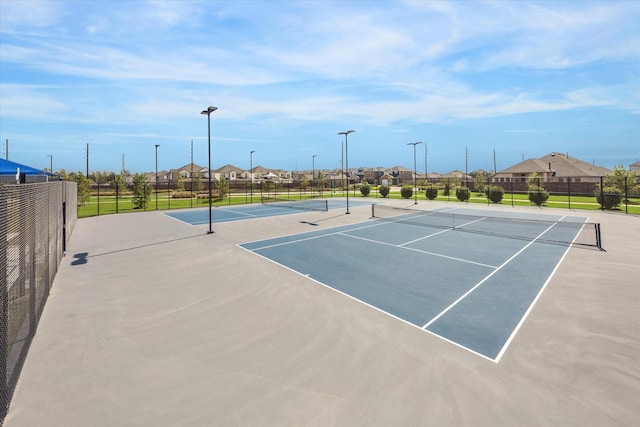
216 164 243 181
493 152 610 184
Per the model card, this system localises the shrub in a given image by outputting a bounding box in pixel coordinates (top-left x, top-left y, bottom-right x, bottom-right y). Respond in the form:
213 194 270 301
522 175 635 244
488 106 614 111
595 186 623 209
425 186 438 200
379 185 390 198
400 185 413 199
528 186 549 206
485 185 504 203
456 187 470 202
360 183 371 197
171 191 196 199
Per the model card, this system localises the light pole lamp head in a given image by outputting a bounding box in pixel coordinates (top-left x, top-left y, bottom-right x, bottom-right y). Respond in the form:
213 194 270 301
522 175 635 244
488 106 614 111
201 106 218 115
155 144 160 148
337 130 356 136
407 141 423 146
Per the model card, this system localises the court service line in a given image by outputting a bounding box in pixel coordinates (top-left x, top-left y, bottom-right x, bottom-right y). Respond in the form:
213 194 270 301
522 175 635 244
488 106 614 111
338 231 498 269
217 207 260 218
398 228 451 246
247 220 392 251
422 216 566 330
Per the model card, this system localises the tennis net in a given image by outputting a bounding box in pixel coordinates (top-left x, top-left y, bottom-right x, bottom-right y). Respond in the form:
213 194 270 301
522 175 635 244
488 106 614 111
371 204 602 250
261 196 328 212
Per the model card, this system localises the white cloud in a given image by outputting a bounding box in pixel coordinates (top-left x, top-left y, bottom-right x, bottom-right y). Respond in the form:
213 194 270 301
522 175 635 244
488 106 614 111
0 84 69 119
2 1 639 173
0 0 65 27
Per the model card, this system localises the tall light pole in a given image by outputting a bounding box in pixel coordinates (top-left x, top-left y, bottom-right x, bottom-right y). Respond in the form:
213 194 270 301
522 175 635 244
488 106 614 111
407 142 423 205
200 106 217 234
47 154 53 176
424 143 428 185
337 130 356 214
250 150 255 203
155 144 160 210
312 154 317 197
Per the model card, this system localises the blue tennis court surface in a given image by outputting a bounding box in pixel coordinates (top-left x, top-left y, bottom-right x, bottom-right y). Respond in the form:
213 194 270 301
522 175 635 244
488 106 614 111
165 199 369 225
240 206 594 362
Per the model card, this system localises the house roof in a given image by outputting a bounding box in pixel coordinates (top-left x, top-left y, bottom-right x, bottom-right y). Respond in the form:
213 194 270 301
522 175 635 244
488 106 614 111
252 166 269 174
498 152 610 177
441 170 471 179
389 165 411 171
174 163 205 172
216 164 244 173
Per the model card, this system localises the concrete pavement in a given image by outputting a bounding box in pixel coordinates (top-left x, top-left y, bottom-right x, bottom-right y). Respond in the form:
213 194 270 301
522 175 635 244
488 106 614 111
4 201 639 426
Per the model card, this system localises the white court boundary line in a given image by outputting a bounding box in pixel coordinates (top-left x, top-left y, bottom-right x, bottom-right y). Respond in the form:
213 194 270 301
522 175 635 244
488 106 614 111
239 212 583 363
422 216 567 330
237 243 498 363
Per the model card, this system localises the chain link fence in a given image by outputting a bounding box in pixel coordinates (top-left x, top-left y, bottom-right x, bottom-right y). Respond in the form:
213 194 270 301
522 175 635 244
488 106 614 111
1 181 77 422
78 174 640 217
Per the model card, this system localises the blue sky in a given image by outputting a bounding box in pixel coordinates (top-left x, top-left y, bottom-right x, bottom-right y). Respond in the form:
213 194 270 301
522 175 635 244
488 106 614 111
1 0 638 175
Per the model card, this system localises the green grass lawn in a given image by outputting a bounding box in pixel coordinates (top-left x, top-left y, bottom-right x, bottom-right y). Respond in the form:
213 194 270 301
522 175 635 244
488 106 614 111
380 188 640 215
77 190 344 217
76 188 640 218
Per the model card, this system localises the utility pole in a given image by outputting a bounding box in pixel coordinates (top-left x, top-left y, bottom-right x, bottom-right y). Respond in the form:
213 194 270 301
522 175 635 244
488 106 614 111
465 146 468 188
424 143 428 184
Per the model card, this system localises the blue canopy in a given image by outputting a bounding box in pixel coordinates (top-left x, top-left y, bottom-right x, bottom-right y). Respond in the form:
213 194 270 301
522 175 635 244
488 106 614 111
0 158 46 176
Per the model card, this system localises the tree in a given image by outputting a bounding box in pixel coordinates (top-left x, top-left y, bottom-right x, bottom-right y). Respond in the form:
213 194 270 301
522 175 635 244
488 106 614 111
131 173 150 209
360 182 371 197
112 174 127 195
425 186 438 200
57 169 69 180
595 186 623 209
474 172 487 194
74 172 91 206
175 174 185 192
527 172 549 206
603 164 638 195
485 185 504 203
379 185 390 198
92 170 114 187
300 177 309 192
263 179 276 195
216 175 229 199
400 185 413 199
594 165 635 209
192 172 203 193
316 171 325 196
456 187 470 202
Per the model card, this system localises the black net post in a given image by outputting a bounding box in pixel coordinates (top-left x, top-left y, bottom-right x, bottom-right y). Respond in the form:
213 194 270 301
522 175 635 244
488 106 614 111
568 179 571 210
597 223 602 250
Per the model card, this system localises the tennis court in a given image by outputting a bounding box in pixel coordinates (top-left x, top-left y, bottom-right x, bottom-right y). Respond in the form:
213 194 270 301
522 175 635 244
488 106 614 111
240 204 601 361
6 199 637 427
165 198 370 225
